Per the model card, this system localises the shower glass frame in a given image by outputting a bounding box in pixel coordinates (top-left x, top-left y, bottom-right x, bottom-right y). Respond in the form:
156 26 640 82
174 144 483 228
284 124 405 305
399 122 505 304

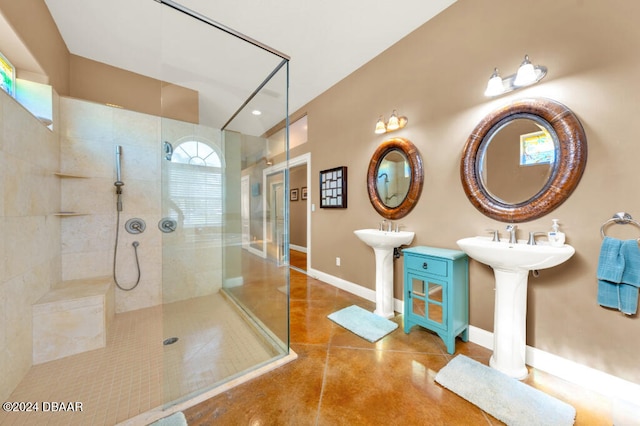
156 0 291 409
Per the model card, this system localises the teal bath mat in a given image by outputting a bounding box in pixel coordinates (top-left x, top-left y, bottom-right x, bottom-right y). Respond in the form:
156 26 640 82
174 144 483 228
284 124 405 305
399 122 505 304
149 411 187 426
327 305 398 342
435 355 576 426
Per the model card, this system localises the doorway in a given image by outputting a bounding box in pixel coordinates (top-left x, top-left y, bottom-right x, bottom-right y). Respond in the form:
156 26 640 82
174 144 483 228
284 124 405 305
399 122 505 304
260 153 310 271
267 176 286 265
289 163 308 272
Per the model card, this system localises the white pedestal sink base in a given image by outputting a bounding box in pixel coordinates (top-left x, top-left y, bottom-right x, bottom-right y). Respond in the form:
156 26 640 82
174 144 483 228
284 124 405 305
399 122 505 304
490 269 529 380
354 229 414 320
373 248 395 319
456 236 576 381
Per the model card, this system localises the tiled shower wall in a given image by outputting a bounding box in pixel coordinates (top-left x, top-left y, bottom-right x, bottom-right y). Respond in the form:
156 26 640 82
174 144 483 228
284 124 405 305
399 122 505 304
59 97 164 313
0 90 61 401
59 97 224 312
0 92 223 401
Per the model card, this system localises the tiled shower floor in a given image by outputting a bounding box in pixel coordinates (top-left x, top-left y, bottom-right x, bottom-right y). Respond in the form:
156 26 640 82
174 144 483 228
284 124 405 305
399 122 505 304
0 292 278 426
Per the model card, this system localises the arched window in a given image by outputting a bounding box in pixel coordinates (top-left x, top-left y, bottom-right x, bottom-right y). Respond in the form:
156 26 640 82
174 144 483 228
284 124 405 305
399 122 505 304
169 140 223 228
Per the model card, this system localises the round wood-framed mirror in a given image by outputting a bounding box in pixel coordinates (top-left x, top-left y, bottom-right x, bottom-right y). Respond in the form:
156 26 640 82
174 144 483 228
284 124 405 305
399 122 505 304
460 98 587 222
367 138 423 220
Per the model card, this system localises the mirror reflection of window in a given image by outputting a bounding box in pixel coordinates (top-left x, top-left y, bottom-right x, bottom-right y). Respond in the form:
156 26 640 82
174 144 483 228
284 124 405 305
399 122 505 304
481 118 556 204
520 130 554 166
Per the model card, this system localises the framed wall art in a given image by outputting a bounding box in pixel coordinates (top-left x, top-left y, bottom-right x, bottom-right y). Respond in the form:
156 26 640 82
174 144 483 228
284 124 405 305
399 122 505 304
320 166 347 208
290 188 299 201
301 187 308 200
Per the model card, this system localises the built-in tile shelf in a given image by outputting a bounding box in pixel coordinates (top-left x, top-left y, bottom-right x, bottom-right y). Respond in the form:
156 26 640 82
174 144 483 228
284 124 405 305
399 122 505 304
54 172 89 178
52 212 87 217
54 172 89 216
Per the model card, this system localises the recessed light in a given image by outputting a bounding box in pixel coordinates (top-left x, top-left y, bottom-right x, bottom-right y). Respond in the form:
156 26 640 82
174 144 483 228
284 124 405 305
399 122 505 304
252 110 262 116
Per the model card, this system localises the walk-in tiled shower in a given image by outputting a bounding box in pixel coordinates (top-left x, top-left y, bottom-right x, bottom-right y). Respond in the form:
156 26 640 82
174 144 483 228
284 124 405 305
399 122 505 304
0 1 291 424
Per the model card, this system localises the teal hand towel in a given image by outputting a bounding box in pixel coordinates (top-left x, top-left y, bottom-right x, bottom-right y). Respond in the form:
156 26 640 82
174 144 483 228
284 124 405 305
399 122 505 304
597 237 623 282
597 238 640 315
620 239 640 286
619 239 640 314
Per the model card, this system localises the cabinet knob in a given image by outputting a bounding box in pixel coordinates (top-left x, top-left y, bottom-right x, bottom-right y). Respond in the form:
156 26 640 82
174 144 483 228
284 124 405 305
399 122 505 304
422 262 428 269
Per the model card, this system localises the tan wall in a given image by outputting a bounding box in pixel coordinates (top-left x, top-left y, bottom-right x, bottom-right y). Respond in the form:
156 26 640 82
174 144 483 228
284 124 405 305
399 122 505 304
0 0 70 93
0 2 198 123
70 55 199 124
301 0 640 382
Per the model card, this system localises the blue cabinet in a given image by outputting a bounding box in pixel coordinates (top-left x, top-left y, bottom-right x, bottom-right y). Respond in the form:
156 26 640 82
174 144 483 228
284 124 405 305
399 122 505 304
403 246 469 354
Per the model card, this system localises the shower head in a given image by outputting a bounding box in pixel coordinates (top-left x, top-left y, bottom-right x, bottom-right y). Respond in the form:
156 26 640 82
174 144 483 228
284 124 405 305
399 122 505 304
163 141 173 161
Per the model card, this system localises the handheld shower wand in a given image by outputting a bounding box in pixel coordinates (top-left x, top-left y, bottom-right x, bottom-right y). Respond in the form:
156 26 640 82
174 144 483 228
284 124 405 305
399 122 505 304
115 145 123 183
112 144 141 291
114 146 124 211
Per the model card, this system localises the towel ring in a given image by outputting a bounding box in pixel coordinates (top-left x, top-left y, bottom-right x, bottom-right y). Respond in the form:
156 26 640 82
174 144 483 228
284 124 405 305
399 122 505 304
600 212 640 238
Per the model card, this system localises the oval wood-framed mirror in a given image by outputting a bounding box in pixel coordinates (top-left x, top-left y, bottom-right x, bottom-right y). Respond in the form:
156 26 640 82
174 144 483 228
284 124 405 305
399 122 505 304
460 98 587 222
367 138 424 220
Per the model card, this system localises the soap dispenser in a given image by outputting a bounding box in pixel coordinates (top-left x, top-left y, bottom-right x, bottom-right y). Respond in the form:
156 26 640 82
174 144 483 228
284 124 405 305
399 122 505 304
548 219 565 247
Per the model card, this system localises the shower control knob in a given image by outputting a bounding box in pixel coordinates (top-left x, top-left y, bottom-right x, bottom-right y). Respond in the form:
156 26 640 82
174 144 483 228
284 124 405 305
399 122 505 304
158 218 177 233
124 218 146 234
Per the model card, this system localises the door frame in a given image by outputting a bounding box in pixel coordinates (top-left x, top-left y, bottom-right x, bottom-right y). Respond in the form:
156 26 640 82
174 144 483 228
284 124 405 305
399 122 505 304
261 152 311 269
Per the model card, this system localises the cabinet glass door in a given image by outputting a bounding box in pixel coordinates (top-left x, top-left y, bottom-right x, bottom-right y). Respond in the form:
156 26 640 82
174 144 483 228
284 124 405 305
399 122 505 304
411 276 445 326
427 280 444 324
411 277 426 317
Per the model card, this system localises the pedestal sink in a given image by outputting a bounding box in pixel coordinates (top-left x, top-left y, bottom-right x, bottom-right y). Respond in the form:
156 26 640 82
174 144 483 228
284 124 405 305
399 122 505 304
354 229 415 318
456 236 575 379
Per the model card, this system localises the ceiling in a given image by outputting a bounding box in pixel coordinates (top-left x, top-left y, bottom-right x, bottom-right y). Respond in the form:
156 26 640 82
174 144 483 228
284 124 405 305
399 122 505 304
37 0 457 136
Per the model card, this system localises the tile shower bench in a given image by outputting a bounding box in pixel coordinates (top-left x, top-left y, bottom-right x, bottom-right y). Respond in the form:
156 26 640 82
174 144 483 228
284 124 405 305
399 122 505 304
32 277 114 364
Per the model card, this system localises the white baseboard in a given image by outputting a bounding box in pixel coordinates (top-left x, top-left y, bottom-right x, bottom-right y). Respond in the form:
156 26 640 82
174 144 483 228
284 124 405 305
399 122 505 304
246 246 265 258
309 268 640 409
469 325 640 410
308 268 376 301
468 325 494 349
290 244 307 253
307 268 404 314
224 276 244 287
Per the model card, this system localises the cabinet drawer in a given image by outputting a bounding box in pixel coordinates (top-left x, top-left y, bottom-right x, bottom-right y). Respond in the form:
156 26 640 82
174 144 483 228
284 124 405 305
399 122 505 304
405 255 448 277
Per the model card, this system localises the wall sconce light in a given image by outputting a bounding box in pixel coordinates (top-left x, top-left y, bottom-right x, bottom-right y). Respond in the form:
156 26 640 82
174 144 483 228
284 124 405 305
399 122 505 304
374 110 408 134
484 54 547 97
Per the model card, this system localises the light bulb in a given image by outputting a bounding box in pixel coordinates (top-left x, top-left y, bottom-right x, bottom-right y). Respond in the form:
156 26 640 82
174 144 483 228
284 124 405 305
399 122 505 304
484 68 504 96
514 55 537 87
375 116 387 134
386 110 400 131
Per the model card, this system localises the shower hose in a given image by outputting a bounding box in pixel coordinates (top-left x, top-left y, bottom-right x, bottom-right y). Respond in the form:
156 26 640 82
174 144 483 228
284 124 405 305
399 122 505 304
113 207 142 291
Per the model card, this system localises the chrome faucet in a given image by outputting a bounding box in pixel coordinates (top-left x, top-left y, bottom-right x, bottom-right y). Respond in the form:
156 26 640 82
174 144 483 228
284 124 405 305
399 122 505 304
486 228 500 242
506 224 518 244
527 231 546 245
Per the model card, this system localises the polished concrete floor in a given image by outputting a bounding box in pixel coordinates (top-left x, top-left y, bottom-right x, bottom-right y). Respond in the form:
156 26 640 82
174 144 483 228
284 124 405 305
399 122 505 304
184 267 616 425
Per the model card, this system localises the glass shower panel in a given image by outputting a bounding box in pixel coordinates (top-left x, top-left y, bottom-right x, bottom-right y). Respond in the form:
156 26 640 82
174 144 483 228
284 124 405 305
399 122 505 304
158 2 289 408
221 53 291 349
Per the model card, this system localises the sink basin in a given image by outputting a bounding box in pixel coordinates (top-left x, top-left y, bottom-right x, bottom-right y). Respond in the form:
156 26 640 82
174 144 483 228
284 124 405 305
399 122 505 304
354 229 415 249
456 235 575 379
456 236 575 272
354 229 415 318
